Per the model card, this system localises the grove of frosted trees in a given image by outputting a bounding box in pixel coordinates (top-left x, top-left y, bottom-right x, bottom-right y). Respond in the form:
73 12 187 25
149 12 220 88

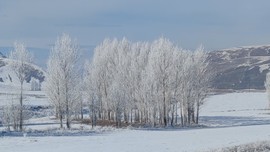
2 34 212 130
84 37 212 127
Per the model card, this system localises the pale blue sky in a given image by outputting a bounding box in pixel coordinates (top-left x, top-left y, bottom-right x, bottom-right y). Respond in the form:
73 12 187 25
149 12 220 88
0 0 270 67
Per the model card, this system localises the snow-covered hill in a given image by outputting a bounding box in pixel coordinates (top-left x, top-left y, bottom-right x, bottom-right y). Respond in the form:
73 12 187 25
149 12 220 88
0 56 45 92
209 45 270 90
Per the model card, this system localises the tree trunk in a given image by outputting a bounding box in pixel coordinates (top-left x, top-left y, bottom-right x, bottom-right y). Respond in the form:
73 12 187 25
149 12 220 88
153 107 156 127
19 82 23 131
192 108 195 124
196 100 200 124
171 104 174 126
180 101 184 127
66 102 70 129
80 100 83 120
187 107 191 125
60 111 63 128
55 107 59 119
130 109 133 124
91 107 94 128
108 111 111 121
65 80 70 129
163 92 167 127
175 103 178 125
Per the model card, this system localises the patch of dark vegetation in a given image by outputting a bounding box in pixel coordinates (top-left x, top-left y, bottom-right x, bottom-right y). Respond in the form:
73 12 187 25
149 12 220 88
23 65 45 83
78 118 207 129
23 105 53 119
79 119 131 127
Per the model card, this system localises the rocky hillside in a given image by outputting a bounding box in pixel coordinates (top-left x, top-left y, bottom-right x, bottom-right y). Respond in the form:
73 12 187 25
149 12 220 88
209 45 270 90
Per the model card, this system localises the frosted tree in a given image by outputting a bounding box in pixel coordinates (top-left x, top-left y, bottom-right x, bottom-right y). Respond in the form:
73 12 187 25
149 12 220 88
191 46 211 124
46 33 80 129
9 42 33 131
147 37 178 126
89 39 111 121
75 80 84 120
175 46 211 126
129 42 151 124
45 51 64 128
84 61 97 127
168 49 188 126
108 38 132 126
175 52 192 126
1 94 20 131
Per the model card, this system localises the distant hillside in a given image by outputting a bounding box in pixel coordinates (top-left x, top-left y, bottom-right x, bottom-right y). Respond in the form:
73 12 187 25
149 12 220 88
208 45 270 90
0 54 45 91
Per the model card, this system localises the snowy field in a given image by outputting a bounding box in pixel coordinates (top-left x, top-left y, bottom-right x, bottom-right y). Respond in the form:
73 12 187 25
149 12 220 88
1 91 270 152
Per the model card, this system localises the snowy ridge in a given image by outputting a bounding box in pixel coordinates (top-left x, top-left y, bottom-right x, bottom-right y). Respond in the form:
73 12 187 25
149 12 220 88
209 45 270 90
221 44 270 52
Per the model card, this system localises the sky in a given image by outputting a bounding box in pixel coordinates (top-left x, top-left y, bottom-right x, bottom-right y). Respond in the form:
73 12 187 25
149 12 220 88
1 0 270 68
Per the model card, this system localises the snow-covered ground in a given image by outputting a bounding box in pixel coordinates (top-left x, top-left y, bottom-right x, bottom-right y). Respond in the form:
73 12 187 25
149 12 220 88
0 90 49 107
1 92 270 152
200 92 270 127
2 125 270 152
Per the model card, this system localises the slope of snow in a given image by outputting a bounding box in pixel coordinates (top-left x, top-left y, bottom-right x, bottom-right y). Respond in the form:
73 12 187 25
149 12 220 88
201 92 268 117
0 92 270 152
0 58 45 91
200 92 270 127
0 59 23 89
